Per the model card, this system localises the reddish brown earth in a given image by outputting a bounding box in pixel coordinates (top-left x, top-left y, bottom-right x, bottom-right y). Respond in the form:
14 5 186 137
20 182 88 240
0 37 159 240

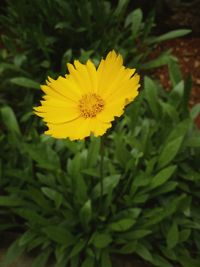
151 37 200 128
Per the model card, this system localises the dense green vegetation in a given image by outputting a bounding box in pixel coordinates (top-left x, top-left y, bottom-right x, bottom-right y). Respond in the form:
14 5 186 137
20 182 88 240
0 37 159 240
0 1 199 267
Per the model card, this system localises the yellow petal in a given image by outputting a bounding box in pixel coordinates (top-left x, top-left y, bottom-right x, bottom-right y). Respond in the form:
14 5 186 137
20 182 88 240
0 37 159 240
97 51 124 94
45 117 91 140
90 118 112 136
34 105 79 123
97 101 124 122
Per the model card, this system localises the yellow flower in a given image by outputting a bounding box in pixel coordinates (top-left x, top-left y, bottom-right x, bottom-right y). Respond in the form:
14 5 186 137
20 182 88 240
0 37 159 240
34 50 140 140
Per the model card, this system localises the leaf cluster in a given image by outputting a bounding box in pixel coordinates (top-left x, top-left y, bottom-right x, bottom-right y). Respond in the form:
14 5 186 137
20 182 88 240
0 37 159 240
0 61 200 267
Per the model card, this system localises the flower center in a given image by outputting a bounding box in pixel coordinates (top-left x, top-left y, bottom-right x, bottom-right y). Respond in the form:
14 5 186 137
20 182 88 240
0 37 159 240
79 93 104 118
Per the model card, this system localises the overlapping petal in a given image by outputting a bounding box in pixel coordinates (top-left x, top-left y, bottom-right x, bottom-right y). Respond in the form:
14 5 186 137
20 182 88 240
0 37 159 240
34 50 140 140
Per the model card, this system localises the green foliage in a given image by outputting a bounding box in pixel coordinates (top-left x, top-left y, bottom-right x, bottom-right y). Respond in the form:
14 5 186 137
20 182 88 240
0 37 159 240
0 1 190 152
0 1 197 266
1 59 200 267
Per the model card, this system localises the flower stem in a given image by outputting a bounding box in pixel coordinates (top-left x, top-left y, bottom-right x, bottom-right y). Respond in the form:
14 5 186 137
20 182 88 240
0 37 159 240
100 136 104 203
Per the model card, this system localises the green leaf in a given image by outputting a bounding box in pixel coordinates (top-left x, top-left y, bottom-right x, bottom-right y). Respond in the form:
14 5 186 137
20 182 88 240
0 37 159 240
179 254 200 267
135 243 153 262
10 77 40 89
109 218 135 232
81 256 95 267
101 250 112 267
1 106 21 136
167 222 179 249
114 0 129 17
31 249 51 267
168 60 182 87
113 208 141 221
79 199 92 228
24 143 60 171
0 196 25 206
190 103 200 120
185 137 200 147
157 137 183 169
179 229 191 242
2 239 25 267
160 101 179 123
43 226 74 245
150 165 177 189
41 187 63 209
19 230 36 246
153 254 174 267
92 233 112 248
92 175 120 199
144 76 159 118
125 9 143 39
120 229 152 240
169 81 184 108
141 51 173 69
87 137 100 167
165 119 190 143
15 209 48 225
148 29 191 44
119 241 138 254
69 240 86 258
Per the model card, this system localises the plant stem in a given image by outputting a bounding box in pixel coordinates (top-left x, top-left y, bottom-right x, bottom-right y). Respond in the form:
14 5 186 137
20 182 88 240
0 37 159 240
100 136 104 203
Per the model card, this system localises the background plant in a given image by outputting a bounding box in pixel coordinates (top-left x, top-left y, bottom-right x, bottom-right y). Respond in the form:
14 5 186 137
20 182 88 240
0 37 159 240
0 0 198 266
0 0 190 116
1 60 200 267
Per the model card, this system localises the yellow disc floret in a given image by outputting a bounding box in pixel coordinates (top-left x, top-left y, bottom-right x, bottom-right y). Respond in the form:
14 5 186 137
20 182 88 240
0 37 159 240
79 93 104 118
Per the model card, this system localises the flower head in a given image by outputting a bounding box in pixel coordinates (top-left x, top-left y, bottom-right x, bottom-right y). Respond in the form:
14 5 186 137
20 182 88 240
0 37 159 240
34 51 140 140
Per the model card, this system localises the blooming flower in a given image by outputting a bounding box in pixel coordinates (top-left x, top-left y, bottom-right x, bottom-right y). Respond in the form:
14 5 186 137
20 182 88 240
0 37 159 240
34 51 140 140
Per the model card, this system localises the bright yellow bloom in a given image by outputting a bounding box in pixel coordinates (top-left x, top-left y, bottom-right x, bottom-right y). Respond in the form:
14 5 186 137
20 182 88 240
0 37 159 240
34 50 140 140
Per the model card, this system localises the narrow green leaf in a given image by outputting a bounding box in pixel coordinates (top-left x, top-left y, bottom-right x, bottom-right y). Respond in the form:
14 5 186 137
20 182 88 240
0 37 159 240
1 106 21 135
141 51 173 69
191 103 200 120
24 143 60 171
144 76 159 118
92 233 112 248
87 137 100 167
15 209 47 225
101 250 112 267
79 199 92 227
2 239 25 267
135 243 153 262
120 229 152 240
10 77 40 89
150 165 177 189
185 137 200 147
32 249 51 267
125 9 143 39
69 240 86 258
169 81 184 108
0 196 25 206
81 256 95 267
168 60 182 87
19 231 36 246
148 29 191 44
119 241 138 254
92 175 120 199
41 187 63 209
167 222 179 249
157 137 183 169
165 119 190 144
43 226 74 245
109 218 135 232
153 254 174 267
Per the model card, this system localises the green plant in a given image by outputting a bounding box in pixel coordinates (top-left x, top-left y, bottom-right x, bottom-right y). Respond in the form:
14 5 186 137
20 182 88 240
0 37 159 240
0 61 199 267
0 0 190 92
